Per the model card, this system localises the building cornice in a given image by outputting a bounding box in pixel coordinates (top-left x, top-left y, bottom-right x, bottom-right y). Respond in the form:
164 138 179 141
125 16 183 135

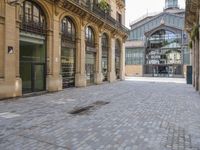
50 0 129 38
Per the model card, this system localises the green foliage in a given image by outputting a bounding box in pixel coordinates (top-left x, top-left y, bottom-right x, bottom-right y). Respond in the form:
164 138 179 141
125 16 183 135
190 25 199 41
189 41 193 49
98 0 111 13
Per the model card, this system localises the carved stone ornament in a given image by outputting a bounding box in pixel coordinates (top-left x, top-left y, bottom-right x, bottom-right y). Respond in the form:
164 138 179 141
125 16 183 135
7 0 23 6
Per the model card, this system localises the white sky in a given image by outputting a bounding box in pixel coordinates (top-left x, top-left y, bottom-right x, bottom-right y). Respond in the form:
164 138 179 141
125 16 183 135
125 0 186 28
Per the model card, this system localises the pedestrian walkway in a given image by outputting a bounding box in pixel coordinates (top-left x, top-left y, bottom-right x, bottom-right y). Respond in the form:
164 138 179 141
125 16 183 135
0 77 200 150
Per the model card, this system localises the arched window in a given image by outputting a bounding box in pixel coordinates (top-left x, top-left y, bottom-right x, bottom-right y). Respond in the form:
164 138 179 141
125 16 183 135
85 26 95 47
61 17 76 42
102 33 109 81
148 29 180 49
61 17 76 88
85 26 96 84
145 29 182 75
115 39 121 58
20 0 47 93
115 39 121 79
21 0 46 35
102 33 109 50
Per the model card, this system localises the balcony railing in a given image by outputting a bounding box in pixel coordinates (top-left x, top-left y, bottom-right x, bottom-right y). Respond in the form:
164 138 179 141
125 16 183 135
20 20 47 35
69 0 129 34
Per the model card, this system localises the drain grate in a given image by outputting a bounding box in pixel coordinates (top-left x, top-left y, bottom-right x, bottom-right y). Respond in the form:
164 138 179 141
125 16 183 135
93 101 110 106
69 105 93 115
69 101 110 115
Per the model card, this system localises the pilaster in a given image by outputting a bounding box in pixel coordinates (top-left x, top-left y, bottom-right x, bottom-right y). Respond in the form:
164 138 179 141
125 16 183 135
195 37 199 91
108 37 116 82
192 40 195 87
94 33 103 84
120 42 125 80
0 3 22 99
0 1 5 78
46 16 62 92
75 24 86 87
199 15 200 93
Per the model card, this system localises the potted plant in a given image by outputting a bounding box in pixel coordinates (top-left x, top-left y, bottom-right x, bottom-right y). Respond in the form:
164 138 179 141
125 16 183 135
98 0 111 13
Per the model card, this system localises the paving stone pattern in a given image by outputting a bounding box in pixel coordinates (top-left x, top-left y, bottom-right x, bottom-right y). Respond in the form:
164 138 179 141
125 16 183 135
0 78 200 150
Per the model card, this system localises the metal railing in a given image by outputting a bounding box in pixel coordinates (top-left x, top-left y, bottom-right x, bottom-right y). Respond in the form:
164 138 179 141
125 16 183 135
69 0 129 34
20 20 46 35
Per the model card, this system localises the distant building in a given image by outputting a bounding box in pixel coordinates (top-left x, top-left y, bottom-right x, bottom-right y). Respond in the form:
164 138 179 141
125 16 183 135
125 0 190 77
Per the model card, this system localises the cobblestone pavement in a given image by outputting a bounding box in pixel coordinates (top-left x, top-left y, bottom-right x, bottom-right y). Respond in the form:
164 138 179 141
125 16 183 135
0 77 200 150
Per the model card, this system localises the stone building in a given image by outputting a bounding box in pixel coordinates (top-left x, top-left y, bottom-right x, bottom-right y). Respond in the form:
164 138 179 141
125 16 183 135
0 0 128 99
125 0 190 77
185 0 200 92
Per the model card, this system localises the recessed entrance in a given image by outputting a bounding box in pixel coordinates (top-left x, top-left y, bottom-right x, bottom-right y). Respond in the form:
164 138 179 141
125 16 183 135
20 40 46 93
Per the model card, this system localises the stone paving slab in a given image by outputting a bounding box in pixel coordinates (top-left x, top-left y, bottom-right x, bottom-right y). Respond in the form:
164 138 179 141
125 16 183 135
0 78 200 150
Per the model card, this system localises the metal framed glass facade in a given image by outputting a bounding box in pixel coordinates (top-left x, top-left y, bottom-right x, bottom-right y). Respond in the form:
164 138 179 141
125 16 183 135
129 14 184 41
145 29 183 76
146 29 182 65
125 48 145 65
126 7 189 77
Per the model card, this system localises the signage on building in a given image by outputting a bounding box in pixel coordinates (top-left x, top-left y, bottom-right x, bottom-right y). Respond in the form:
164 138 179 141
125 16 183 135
8 46 14 54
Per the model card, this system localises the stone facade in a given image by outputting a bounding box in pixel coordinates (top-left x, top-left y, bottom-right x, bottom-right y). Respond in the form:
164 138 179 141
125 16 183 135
185 0 200 93
0 0 128 99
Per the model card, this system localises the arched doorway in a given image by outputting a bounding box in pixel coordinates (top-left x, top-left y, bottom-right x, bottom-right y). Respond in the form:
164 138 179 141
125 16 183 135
115 39 121 79
102 33 109 81
20 0 47 93
145 29 182 77
85 26 96 85
61 17 76 88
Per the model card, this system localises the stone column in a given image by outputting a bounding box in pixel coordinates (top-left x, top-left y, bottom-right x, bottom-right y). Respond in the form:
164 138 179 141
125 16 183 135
0 3 22 99
0 1 4 79
199 14 200 93
192 40 195 87
190 45 193 66
120 41 125 80
108 37 116 82
75 25 86 87
195 37 199 91
46 16 62 92
94 33 103 84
